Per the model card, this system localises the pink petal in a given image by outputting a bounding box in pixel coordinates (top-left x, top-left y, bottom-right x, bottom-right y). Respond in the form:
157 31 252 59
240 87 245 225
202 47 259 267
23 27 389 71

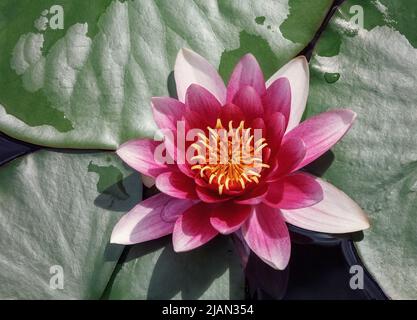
186 84 222 127
266 56 309 132
227 54 266 102
282 178 370 233
209 202 251 234
155 171 198 199
152 97 185 131
177 162 195 179
251 117 265 130
267 138 306 181
242 204 291 270
173 202 219 252
235 183 268 205
196 186 231 203
265 112 286 154
150 98 182 164
175 48 226 104
284 109 356 171
232 86 264 119
116 139 169 177
219 103 245 124
263 173 323 209
110 193 194 245
262 77 291 127
162 198 198 223
175 140 196 179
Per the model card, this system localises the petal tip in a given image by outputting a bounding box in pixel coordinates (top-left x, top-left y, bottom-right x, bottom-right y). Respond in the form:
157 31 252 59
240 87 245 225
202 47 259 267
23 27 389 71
179 47 193 56
110 218 133 245
345 208 371 232
187 83 202 92
109 230 125 245
141 174 156 188
172 231 191 253
150 96 162 104
176 47 191 61
349 110 358 122
293 55 309 72
258 251 290 270
242 52 257 61
297 55 308 64
115 140 136 158
358 213 371 230
175 48 226 104
172 242 185 253
336 108 357 123
177 48 199 64
115 145 125 159
275 259 290 270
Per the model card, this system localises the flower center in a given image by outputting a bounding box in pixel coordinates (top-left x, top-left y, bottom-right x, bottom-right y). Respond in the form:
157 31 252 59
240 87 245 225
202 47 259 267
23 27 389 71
190 118 269 195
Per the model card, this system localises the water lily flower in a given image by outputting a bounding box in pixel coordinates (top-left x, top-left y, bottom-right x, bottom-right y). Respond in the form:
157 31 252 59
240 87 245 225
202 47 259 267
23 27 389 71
110 48 370 270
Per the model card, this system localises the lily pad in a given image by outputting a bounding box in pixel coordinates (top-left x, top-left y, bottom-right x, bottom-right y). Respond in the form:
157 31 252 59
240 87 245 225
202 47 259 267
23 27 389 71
0 0 333 149
308 0 417 299
0 149 244 299
104 236 245 300
0 150 142 299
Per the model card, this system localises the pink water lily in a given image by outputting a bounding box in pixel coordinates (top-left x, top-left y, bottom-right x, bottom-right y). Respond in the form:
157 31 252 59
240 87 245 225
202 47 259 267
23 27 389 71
110 48 370 270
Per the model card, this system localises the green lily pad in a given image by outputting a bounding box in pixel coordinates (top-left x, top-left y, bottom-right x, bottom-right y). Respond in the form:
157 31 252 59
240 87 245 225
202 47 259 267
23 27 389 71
308 0 417 299
0 149 244 299
104 236 245 300
0 150 142 299
0 0 333 149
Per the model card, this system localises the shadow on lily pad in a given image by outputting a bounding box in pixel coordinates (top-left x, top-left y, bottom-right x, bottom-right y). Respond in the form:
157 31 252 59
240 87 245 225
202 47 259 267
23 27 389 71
106 236 244 299
103 243 125 262
167 71 178 99
94 173 141 213
303 150 335 177
144 236 242 299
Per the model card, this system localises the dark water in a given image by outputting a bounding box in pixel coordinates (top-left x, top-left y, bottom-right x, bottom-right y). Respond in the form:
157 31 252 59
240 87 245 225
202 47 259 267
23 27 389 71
0 133 39 166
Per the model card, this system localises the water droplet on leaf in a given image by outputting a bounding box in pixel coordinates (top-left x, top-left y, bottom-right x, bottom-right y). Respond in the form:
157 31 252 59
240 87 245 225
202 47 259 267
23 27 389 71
255 16 266 25
324 72 340 83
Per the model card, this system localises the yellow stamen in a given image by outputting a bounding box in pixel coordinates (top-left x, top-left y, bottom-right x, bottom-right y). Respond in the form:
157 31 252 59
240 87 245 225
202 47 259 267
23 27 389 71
239 177 246 189
200 165 211 177
189 118 269 195
216 118 223 129
255 143 268 153
225 177 231 190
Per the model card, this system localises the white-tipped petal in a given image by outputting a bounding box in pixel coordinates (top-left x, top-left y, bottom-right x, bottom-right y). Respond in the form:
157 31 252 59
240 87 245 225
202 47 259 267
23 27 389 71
266 56 309 132
174 48 226 104
282 178 370 234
